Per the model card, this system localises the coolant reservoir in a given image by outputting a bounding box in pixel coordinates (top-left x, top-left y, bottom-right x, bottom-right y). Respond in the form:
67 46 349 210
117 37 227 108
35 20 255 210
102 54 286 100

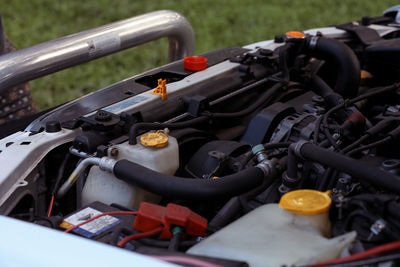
188 190 356 267
82 131 179 209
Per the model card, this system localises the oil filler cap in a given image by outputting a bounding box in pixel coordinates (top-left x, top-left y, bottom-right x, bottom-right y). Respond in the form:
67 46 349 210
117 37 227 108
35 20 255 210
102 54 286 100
140 132 169 148
279 189 331 215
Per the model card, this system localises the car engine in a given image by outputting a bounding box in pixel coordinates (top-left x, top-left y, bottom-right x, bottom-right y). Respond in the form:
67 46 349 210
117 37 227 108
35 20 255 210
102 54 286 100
1 8 400 267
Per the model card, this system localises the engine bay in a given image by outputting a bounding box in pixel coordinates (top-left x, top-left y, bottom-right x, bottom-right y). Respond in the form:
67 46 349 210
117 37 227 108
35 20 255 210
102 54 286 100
2 9 400 267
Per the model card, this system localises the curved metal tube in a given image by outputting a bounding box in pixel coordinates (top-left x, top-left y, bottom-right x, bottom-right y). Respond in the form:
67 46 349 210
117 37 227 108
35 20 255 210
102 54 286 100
57 157 116 199
0 10 194 94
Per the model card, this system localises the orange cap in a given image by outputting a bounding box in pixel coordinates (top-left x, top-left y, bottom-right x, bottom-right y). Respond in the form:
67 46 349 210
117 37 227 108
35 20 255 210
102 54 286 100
184 56 207 71
286 31 306 39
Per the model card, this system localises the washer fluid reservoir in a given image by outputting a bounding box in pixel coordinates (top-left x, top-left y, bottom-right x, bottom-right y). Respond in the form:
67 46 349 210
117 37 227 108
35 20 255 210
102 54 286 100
188 190 356 267
82 131 179 209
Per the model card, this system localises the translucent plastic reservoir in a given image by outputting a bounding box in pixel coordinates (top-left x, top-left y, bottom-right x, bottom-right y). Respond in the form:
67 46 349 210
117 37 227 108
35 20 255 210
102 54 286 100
188 203 356 267
81 133 179 209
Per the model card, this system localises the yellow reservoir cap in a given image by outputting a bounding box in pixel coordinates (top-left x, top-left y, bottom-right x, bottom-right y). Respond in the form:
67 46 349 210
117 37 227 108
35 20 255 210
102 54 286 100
279 189 332 215
140 132 169 148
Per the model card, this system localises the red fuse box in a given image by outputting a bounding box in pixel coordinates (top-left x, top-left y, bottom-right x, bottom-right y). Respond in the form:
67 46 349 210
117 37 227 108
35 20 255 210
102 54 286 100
133 202 208 239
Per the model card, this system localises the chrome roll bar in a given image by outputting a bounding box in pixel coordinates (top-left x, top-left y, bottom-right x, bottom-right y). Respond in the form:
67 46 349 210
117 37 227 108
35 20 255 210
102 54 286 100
0 10 194 93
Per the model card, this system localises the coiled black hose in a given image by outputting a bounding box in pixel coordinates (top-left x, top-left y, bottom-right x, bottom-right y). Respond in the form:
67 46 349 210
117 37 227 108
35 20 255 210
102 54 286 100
113 160 267 200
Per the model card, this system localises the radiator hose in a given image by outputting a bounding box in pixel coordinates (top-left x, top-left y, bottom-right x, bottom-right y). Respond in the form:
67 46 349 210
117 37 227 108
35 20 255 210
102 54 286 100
306 36 360 98
113 159 268 200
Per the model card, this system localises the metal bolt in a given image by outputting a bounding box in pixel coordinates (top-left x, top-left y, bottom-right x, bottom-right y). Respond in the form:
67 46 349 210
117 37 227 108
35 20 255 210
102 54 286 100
332 133 341 140
95 110 112 122
368 219 386 240
370 219 386 235
278 184 290 194
110 147 119 158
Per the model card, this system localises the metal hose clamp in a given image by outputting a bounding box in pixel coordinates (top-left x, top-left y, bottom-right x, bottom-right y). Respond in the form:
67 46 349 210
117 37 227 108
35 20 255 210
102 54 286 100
308 36 319 50
291 140 310 159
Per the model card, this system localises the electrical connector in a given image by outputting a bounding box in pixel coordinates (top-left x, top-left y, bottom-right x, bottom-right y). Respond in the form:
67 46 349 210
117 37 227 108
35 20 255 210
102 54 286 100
133 202 208 239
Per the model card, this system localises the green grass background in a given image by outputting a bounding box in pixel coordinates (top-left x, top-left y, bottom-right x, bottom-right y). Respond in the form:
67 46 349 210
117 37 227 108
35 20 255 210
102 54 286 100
0 0 398 110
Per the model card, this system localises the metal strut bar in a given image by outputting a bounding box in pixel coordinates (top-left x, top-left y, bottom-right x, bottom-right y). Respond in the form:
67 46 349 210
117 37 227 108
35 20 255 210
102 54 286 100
0 10 194 94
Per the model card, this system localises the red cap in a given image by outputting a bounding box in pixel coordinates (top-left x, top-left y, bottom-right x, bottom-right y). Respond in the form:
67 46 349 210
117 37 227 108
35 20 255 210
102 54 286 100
347 113 365 128
184 56 207 71
133 202 208 239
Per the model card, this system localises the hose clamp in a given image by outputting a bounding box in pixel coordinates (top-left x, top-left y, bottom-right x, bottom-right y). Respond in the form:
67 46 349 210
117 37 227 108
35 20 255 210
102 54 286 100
99 157 117 173
291 140 310 159
256 159 274 176
308 36 319 51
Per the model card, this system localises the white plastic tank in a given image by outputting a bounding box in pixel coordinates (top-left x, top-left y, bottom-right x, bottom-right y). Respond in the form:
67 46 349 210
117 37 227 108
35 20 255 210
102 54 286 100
82 131 179 209
188 190 356 267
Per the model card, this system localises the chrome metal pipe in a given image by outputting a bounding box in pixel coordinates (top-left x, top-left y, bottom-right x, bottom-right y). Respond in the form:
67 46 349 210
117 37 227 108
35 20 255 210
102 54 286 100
0 10 194 93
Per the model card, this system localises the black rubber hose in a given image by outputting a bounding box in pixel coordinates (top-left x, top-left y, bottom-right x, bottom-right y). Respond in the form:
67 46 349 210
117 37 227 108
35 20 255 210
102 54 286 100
137 238 197 249
204 81 284 119
307 37 360 98
128 116 209 145
208 197 241 232
344 210 375 231
320 83 400 149
209 163 282 230
317 167 334 191
286 147 298 179
51 153 71 195
277 43 291 81
347 136 392 157
238 166 280 212
113 160 266 200
387 201 400 222
264 142 291 150
310 74 343 108
298 143 400 194
168 231 182 251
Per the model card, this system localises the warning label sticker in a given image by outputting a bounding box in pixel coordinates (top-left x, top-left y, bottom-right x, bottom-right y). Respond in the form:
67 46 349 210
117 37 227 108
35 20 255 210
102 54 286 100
63 207 121 238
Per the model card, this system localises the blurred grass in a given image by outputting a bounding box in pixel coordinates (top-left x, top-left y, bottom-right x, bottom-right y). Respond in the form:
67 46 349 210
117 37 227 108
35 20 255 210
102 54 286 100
0 0 398 110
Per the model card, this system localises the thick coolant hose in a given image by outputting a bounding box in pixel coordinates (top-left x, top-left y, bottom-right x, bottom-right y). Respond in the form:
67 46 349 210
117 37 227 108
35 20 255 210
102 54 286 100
113 160 266 200
297 143 400 194
307 36 360 98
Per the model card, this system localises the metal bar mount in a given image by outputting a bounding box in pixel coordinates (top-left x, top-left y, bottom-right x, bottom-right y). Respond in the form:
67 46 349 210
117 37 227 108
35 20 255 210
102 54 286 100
0 10 194 94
